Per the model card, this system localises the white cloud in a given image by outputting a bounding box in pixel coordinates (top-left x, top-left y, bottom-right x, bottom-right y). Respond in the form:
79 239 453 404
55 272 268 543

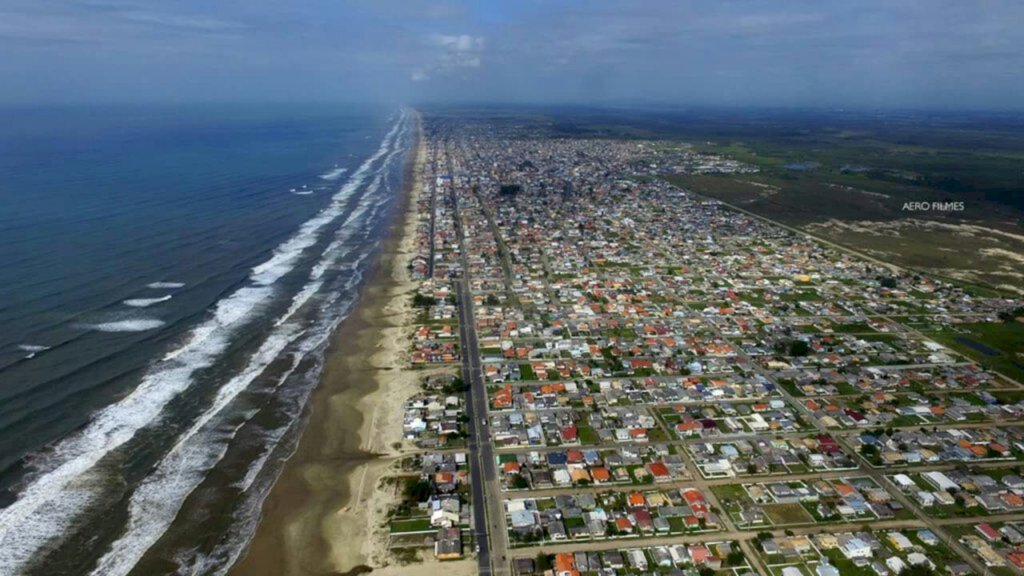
413 32 484 81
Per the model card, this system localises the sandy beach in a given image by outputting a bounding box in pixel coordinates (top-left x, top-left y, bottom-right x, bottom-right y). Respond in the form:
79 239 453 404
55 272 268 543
229 112 466 576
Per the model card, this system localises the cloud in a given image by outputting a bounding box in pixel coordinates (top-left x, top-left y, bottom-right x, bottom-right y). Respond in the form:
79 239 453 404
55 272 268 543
115 10 246 32
413 33 484 81
2 0 1023 108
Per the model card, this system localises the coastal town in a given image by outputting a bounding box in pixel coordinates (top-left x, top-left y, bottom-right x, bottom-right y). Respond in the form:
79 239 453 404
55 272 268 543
377 114 1024 576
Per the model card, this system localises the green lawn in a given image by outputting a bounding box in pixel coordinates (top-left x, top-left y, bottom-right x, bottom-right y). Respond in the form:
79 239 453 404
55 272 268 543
518 363 538 380
577 425 601 445
390 518 433 533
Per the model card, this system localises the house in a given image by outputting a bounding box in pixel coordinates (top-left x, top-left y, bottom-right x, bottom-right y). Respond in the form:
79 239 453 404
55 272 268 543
647 461 671 482
917 529 939 546
430 506 460 528
816 562 841 576
887 531 913 552
923 471 958 492
915 491 935 507
977 523 1001 541
885 557 907 574
510 509 537 529
434 527 462 560
891 474 915 490
907 552 934 570
651 546 673 567
840 537 872 559
554 553 575 574
601 551 625 569
683 544 711 565
614 517 633 533
626 548 648 570
512 558 535 575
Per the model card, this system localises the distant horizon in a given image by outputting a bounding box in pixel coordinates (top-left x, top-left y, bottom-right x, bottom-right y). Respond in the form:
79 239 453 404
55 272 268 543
4 99 1024 117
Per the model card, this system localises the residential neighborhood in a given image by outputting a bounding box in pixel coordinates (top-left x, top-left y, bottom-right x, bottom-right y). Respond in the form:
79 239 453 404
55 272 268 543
389 115 1024 576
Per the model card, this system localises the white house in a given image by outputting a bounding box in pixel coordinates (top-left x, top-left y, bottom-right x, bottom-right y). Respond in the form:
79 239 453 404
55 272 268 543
886 557 907 573
841 537 873 559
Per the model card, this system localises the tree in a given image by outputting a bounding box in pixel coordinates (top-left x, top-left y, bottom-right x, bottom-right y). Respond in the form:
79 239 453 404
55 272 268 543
403 479 432 502
999 306 1024 322
412 293 434 308
535 553 551 571
789 339 811 357
726 549 745 566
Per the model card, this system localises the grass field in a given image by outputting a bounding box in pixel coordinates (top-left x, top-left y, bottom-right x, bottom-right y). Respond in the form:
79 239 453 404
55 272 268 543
762 503 815 526
651 112 1024 295
925 321 1024 383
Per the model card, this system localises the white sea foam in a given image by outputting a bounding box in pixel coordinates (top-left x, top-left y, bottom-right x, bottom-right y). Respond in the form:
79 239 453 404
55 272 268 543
89 115 411 576
89 325 307 576
159 117 405 576
18 344 51 353
250 112 405 287
89 193 377 576
0 110 410 574
18 344 51 360
88 319 167 332
318 167 347 180
146 282 185 289
123 295 172 308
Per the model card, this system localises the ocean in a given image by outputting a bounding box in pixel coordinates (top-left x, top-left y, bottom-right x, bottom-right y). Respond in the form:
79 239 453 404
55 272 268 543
0 104 415 575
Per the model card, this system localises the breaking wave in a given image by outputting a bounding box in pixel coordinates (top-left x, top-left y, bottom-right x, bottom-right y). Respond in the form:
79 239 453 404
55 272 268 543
318 167 347 180
87 319 167 333
0 109 412 575
146 282 185 289
123 295 172 308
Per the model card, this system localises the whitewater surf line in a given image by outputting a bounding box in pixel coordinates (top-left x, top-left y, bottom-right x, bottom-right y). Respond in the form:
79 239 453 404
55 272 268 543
88 118 411 576
146 282 185 289
0 110 410 574
319 167 348 180
123 295 172 308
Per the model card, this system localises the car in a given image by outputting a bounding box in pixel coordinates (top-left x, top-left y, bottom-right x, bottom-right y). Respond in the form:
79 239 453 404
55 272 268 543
475 544 480 553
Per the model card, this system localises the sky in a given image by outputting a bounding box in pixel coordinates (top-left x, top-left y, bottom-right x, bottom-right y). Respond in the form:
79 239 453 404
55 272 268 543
2 0 1023 109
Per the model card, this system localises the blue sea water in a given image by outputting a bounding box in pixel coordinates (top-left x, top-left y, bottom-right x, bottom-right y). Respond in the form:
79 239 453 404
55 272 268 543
0 104 414 575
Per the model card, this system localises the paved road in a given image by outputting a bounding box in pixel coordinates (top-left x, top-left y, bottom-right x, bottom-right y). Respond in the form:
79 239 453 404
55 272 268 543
447 140 510 576
504 517 935 559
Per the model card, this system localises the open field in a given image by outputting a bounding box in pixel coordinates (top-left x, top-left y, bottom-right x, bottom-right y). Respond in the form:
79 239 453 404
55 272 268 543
926 321 1024 383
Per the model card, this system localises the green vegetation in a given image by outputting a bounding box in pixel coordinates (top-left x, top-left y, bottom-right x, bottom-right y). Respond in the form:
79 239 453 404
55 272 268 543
518 363 538 380
412 293 435 307
577 425 601 444
926 321 1024 382
389 518 432 533
762 503 815 525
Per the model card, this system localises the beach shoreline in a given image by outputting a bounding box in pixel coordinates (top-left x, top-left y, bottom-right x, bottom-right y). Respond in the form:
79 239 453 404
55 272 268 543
229 111 434 576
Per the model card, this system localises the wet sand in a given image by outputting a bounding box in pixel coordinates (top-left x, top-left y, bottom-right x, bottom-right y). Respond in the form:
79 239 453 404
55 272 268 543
230 114 428 576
